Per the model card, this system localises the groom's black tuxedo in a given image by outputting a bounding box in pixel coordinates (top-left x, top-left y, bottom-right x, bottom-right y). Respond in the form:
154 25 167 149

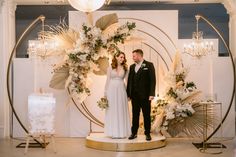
127 60 156 135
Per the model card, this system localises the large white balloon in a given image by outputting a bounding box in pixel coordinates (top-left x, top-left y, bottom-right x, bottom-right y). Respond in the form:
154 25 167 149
68 0 106 12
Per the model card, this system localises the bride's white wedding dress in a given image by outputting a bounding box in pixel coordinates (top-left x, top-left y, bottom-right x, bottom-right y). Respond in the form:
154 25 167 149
104 66 131 138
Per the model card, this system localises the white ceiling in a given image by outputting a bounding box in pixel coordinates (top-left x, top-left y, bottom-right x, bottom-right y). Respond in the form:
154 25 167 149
14 0 222 5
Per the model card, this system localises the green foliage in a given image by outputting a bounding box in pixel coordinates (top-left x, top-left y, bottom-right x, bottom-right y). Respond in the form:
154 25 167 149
167 87 178 99
68 53 78 62
186 82 196 89
127 22 136 30
82 24 92 37
176 72 185 83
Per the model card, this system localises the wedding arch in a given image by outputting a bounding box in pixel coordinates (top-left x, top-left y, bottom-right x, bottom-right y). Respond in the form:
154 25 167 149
6 13 235 143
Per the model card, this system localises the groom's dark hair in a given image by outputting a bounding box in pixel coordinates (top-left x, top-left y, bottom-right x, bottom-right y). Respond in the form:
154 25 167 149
132 49 143 56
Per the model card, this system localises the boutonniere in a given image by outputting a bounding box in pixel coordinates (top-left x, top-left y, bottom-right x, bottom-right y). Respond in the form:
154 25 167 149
141 63 146 68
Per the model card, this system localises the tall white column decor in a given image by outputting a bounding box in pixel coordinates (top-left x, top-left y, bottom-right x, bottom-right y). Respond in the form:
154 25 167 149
0 0 16 138
223 0 236 57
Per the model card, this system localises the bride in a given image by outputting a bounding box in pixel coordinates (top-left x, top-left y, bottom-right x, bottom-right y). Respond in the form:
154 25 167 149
104 52 131 138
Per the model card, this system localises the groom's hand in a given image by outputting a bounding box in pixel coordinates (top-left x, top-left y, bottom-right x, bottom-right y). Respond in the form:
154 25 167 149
149 96 154 101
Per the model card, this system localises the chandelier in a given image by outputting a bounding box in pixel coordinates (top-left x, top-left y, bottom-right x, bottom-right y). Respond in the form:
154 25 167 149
68 0 109 12
183 15 214 58
27 39 59 58
27 18 59 59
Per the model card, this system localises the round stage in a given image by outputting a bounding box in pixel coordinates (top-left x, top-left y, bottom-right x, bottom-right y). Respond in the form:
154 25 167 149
86 133 166 151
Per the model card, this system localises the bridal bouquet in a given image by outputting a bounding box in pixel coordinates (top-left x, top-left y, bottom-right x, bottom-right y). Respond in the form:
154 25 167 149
97 97 109 110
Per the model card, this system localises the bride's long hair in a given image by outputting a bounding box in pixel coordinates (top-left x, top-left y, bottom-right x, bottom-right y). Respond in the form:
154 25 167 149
111 51 128 72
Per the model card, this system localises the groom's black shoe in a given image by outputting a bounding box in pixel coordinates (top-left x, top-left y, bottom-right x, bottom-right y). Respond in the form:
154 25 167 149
146 134 152 141
128 134 137 140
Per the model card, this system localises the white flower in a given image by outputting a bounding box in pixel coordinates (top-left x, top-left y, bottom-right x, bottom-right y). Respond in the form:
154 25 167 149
79 75 84 79
183 103 195 114
141 63 146 68
92 54 100 60
180 112 188 117
162 121 169 126
176 89 184 100
79 54 88 61
165 111 175 120
80 35 87 44
101 36 107 45
91 27 101 38
73 73 78 77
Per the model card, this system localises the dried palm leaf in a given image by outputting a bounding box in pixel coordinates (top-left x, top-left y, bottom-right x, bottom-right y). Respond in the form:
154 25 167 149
93 57 109 75
152 109 165 133
181 91 202 103
102 22 120 38
167 103 217 137
49 65 69 89
123 36 145 45
95 13 118 31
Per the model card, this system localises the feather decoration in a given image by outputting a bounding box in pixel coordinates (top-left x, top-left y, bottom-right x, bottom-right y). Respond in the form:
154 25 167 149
172 50 181 72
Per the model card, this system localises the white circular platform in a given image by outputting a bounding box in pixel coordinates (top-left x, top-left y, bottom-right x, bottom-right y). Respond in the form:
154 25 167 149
86 133 166 151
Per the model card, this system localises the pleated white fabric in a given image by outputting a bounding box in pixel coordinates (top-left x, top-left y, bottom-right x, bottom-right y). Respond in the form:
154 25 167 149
104 66 131 138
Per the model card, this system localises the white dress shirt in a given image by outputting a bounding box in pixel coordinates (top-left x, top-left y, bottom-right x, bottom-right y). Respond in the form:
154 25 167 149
135 60 144 73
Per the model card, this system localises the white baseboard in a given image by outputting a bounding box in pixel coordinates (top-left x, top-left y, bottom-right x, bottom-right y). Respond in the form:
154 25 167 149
0 125 4 138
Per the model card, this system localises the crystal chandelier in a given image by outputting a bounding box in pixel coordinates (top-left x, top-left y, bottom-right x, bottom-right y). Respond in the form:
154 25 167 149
183 15 214 58
27 39 59 58
27 18 59 59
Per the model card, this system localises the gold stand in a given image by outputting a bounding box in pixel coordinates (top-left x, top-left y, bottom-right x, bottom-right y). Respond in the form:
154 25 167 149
193 102 225 154
24 134 56 154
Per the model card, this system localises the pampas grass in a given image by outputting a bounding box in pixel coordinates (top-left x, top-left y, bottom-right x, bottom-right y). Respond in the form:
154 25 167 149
39 22 80 56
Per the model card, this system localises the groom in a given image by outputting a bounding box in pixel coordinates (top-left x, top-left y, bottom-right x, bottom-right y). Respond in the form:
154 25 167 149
127 49 156 141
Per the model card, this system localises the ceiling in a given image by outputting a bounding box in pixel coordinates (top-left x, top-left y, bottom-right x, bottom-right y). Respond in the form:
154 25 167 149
14 0 222 5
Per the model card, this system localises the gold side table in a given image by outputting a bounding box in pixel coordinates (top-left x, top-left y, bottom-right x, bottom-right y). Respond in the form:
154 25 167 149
193 101 226 154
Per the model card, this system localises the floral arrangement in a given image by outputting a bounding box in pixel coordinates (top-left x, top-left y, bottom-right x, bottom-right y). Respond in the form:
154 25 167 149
43 14 136 102
151 52 203 137
157 70 198 130
66 22 135 101
97 97 109 110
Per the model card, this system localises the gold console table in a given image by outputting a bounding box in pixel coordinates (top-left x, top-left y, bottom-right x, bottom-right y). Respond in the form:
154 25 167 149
193 101 226 154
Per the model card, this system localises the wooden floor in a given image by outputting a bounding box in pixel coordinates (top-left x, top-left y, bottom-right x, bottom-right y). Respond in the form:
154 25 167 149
0 137 235 157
